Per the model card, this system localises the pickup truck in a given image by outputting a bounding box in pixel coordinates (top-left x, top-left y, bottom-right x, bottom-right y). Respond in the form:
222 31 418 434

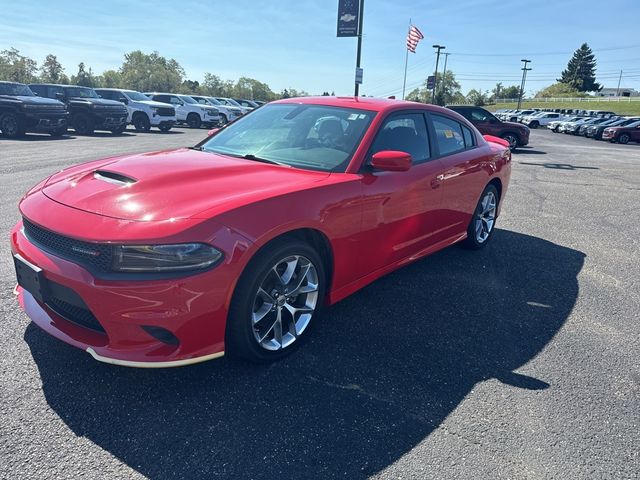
95 88 176 132
0 81 68 138
30 83 128 135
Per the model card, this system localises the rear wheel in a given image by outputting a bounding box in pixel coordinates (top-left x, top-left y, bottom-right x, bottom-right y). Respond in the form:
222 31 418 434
73 113 94 135
132 113 151 132
529 120 539 129
186 113 202 129
226 239 325 363
618 133 630 144
463 184 499 250
0 113 25 138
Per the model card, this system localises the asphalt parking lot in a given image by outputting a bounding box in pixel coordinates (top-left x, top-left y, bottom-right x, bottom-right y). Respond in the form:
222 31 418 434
0 127 638 479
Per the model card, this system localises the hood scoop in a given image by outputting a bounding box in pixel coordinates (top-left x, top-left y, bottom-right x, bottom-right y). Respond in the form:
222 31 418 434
93 170 137 186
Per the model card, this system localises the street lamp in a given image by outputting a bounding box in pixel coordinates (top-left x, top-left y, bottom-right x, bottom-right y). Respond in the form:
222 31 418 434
432 44 446 104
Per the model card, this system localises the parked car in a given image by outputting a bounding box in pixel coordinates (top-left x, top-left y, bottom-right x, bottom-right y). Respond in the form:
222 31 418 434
587 117 640 140
215 97 253 115
233 98 259 109
95 88 176 132
0 81 68 138
514 110 538 123
190 95 243 124
447 105 529 150
602 120 640 144
144 93 220 128
564 117 603 135
577 117 615 136
558 117 591 133
11 96 511 366
29 83 127 135
521 112 566 129
549 116 582 133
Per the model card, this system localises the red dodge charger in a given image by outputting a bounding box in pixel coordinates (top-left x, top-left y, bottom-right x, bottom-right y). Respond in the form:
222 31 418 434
11 96 511 366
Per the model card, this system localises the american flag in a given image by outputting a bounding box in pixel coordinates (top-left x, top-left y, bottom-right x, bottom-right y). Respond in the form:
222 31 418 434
406 25 424 53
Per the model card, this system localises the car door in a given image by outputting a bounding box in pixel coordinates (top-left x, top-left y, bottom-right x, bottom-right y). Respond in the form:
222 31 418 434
429 112 490 237
357 111 446 273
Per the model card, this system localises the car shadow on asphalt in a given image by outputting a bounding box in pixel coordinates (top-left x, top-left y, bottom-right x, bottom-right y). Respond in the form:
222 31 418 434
24 229 584 479
513 147 546 155
519 161 599 170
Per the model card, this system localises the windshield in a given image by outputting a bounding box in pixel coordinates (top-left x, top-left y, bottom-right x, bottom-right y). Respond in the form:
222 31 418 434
625 120 640 128
222 98 242 107
180 95 198 104
0 83 35 96
64 87 98 98
206 97 222 105
125 91 150 101
201 103 376 172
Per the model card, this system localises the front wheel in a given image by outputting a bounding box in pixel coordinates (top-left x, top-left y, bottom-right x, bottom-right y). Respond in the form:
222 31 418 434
618 133 630 144
133 113 151 132
501 133 518 151
158 124 172 132
529 120 539 129
463 184 499 250
110 125 126 134
0 113 25 138
73 113 94 135
50 126 67 137
226 240 325 363
186 113 202 129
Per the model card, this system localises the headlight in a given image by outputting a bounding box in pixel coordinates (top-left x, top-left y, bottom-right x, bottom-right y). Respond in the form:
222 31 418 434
21 104 40 110
112 243 223 272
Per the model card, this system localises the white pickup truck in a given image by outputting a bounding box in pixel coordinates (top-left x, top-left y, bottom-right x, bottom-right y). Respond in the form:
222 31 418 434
520 112 567 129
144 92 221 128
95 88 176 132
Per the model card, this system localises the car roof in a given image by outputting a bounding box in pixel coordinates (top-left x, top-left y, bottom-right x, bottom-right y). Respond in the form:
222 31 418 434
274 96 443 113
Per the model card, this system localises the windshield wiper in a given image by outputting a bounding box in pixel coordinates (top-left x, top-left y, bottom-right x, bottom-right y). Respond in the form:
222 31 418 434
241 154 289 167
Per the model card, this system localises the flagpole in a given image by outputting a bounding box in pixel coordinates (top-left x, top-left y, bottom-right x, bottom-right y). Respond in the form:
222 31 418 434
402 19 411 100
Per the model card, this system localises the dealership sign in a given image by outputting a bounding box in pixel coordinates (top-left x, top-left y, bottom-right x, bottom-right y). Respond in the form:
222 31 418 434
337 0 359 37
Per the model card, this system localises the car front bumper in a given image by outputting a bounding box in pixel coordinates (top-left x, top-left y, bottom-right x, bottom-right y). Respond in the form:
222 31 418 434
10 206 251 367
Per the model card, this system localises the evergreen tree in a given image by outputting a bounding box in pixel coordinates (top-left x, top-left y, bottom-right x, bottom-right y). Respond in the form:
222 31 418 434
558 43 601 92
71 62 95 87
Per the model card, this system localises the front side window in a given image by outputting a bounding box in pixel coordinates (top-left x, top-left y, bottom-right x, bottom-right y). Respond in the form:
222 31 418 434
48 85 64 98
370 113 430 164
63 87 98 98
124 91 150 101
471 109 493 122
432 114 466 156
180 96 198 104
201 103 376 172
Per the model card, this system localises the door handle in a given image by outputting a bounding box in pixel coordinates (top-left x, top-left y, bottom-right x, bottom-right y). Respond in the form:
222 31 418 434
431 174 444 189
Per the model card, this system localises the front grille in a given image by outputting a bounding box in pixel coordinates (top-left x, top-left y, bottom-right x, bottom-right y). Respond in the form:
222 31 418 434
156 107 175 117
23 218 113 273
47 296 105 333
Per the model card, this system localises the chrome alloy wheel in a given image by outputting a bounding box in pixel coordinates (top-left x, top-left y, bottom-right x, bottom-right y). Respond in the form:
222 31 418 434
475 191 497 243
251 255 319 351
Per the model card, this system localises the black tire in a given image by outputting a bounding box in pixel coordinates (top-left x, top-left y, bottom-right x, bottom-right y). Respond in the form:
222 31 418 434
618 133 630 144
226 239 326 363
500 133 519 151
186 113 202 129
529 120 539 129
0 112 25 138
49 127 67 137
132 113 151 132
73 113 94 135
158 124 172 132
462 184 499 250
110 125 127 134
219 114 228 126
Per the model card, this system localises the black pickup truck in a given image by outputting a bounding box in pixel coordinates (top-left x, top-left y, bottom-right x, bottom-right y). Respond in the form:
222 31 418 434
0 81 68 138
29 84 128 135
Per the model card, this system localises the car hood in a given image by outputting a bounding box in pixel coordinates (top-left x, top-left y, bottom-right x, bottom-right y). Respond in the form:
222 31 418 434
41 148 330 221
2 95 64 106
136 100 174 108
69 97 124 107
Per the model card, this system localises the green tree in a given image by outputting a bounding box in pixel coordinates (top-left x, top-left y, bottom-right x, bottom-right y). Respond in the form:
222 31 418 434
501 85 521 99
119 50 184 92
558 43 601 92
0 48 38 83
179 79 201 94
407 71 462 105
535 82 587 98
98 70 122 88
466 89 490 106
71 62 96 87
40 54 65 83
202 73 225 96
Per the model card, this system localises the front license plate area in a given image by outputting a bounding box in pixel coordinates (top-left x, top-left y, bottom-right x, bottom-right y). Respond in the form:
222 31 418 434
14 254 48 303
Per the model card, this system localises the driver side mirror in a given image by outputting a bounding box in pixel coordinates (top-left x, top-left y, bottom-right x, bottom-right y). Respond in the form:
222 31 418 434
55 92 65 101
119 97 129 105
370 151 412 172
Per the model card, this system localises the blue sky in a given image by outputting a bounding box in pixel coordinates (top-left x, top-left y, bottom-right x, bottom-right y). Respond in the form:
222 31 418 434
2 0 639 97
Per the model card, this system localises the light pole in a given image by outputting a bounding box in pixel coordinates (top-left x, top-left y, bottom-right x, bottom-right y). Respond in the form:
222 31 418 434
354 0 365 96
517 59 531 110
440 52 451 101
431 44 445 104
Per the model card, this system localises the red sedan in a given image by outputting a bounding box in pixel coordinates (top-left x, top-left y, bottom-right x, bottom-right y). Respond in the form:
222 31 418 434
11 96 511 366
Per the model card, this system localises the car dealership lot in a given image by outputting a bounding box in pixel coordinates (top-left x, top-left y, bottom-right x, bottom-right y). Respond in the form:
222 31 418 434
0 128 638 479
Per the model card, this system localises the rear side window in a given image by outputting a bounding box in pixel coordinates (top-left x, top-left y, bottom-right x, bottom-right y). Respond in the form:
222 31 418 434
47 85 64 98
461 125 475 148
30 85 45 96
431 114 466 156
370 113 430 164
